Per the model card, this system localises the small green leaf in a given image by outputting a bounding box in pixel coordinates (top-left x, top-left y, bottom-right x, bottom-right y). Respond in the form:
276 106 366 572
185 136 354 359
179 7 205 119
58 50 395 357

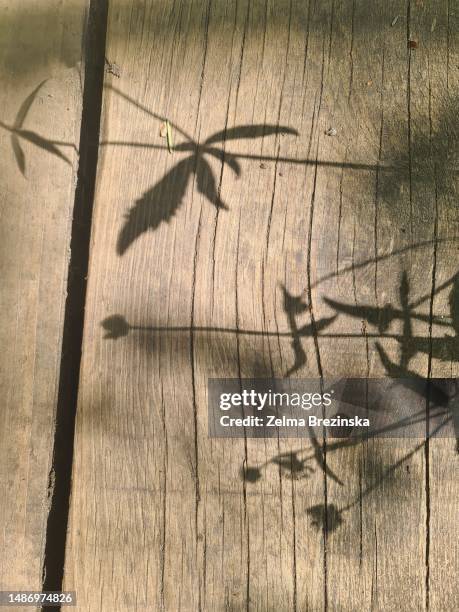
166 120 173 153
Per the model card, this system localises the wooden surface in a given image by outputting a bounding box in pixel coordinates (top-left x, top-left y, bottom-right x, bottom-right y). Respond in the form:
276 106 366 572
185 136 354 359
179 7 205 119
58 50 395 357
2 0 454 610
0 0 86 598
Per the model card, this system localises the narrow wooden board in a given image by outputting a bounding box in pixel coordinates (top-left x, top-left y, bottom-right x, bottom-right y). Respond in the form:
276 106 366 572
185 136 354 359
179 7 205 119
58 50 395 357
0 0 86 595
65 1 458 610
426 2 459 609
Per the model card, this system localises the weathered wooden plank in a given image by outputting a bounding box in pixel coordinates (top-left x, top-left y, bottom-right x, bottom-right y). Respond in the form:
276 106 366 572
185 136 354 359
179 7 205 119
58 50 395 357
425 1 459 609
322 2 428 609
65 1 458 610
321 2 458 610
0 0 87 596
65 3 214 609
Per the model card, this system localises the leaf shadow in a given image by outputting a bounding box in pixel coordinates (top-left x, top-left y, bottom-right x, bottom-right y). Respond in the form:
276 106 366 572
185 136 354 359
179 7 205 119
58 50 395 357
117 157 195 255
1 80 72 176
117 123 299 255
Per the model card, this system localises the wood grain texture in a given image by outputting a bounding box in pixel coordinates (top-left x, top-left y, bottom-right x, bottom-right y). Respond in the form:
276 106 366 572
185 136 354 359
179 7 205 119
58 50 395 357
64 1 458 610
0 0 86 596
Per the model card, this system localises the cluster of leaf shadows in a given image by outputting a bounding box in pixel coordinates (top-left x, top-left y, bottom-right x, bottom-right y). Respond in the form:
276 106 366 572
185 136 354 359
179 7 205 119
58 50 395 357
1 80 300 244
3 80 401 255
5 81 458 252
242 270 459 533
102 268 458 533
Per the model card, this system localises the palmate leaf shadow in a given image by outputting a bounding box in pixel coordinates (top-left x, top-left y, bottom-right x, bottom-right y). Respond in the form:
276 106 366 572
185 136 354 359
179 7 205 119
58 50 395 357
116 124 299 255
